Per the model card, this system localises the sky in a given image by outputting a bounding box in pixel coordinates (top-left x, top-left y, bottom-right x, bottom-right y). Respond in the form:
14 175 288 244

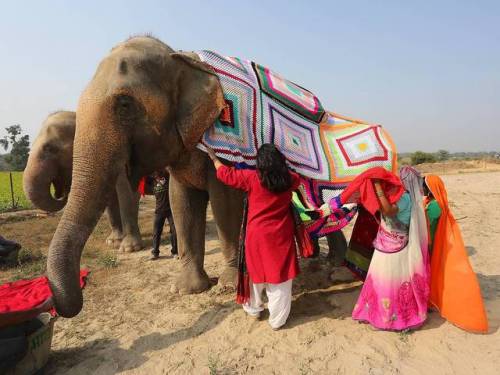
0 0 499 153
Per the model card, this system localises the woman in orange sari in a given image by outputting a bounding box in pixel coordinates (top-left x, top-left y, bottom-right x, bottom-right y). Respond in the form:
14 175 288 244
424 175 488 333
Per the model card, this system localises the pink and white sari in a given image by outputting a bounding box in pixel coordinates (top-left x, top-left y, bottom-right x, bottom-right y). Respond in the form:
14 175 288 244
352 167 430 331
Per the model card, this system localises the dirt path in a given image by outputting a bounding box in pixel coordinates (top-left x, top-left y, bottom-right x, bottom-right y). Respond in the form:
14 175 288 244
3 172 499 374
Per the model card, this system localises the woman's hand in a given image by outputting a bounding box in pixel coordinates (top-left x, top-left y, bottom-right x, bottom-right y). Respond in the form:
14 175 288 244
206 147 218 161
373 180 383 191
206 147 223 170
319 203 332 218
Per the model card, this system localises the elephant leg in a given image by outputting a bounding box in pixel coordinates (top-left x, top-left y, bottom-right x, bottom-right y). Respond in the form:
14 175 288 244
207 171 243 287
105 188 124 249
326 231 348 266
170 176 211 295
115 169 143 252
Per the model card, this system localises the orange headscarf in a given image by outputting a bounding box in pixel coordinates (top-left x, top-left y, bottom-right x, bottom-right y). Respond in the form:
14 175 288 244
426 175 488 333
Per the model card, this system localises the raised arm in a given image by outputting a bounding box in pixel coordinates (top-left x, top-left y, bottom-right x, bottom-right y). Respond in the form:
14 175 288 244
206 147 252 191
373 180 399 217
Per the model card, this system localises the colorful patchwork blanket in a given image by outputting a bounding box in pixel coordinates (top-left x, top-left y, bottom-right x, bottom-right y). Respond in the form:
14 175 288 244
196 50 397 237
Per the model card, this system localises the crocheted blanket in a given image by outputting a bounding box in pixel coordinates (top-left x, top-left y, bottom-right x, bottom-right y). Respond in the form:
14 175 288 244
196 50 397 236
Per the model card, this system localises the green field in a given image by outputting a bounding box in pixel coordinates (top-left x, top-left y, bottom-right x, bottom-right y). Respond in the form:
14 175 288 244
0 171 32 212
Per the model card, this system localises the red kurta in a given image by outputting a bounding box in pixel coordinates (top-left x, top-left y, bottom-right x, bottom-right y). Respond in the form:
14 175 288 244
216 165 300 284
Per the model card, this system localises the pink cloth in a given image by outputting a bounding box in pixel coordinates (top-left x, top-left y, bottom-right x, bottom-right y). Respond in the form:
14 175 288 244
372 220 409 253
351 167 430 331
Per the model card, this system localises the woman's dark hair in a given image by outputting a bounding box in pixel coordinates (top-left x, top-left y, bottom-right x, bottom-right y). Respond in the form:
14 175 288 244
256 144 292 193
423 179 433 198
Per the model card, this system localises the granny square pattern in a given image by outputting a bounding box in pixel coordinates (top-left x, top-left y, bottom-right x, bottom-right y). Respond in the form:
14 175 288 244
196 50 397 236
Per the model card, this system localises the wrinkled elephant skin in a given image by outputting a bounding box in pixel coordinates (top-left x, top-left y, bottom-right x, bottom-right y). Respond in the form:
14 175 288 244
46 36 244 318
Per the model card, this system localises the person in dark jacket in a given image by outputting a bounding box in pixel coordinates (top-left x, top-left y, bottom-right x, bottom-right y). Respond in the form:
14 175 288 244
151 171 177 260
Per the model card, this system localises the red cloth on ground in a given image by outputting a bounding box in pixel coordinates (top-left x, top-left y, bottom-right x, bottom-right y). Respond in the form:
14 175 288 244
340 167 405 215
217 165 300 284
0 269 89 314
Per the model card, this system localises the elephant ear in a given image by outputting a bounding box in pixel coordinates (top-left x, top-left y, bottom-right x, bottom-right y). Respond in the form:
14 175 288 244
171 52 225 150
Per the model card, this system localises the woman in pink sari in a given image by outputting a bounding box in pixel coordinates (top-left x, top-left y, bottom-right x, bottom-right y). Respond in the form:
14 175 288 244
352 166 430 331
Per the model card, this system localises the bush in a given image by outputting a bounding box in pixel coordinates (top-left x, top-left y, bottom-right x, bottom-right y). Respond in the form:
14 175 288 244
437 149 450 161
0 125 30 171
410 151 436 165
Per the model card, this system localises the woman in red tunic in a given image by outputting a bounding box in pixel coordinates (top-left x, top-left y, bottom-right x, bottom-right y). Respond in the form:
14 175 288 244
207 144 300 330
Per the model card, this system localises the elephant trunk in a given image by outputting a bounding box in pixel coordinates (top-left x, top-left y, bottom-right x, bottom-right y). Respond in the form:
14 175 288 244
47 100 127 318
23 156 68 212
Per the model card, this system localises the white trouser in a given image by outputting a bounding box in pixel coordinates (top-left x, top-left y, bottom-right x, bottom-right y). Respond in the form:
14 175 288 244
242 279 293 329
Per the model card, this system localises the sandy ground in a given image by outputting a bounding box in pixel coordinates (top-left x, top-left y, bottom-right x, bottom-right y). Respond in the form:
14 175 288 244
1 170 499 374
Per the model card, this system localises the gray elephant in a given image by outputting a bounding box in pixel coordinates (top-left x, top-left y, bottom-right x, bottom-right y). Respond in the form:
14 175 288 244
23 111 143 252
46 36 359 318
47 36 247 318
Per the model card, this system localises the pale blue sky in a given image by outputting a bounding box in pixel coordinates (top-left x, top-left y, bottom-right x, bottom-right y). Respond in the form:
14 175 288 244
0 0 499 152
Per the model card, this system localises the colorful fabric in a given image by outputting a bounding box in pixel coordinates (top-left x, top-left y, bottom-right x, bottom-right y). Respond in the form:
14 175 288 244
345 207 380 280
330 167 405 216
196 50 397 236
292 192 311 222
425 175 488 333
291 204 315 258
372 192 411 254
236 196 250 304
352 167 430 331
294 181 358 237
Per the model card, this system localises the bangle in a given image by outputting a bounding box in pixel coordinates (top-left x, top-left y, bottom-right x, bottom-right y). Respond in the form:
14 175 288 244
376 190 384 197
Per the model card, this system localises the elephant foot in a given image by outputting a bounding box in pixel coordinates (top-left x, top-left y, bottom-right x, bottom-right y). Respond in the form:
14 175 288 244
119 234 144 252
218 266 238 288
171 266 211 295
106 230 124 249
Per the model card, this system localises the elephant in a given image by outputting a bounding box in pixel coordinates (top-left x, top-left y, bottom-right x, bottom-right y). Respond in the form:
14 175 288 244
46 36 352 318
47 36 248 318
23 111 143 252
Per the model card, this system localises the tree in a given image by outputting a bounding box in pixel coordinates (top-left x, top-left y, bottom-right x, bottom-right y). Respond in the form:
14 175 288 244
410 151 436 165
0 125 30 171
436 149 450 161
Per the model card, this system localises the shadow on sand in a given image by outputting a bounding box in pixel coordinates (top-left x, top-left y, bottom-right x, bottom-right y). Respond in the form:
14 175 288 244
477 273 500 334
46 302 239 373
465 246 477 256
47 261 499 373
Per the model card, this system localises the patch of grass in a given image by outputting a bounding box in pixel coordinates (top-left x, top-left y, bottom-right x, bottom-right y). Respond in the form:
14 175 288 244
299 360 312 375
98 253 119 269
0 171 32 212
207 352 221 375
